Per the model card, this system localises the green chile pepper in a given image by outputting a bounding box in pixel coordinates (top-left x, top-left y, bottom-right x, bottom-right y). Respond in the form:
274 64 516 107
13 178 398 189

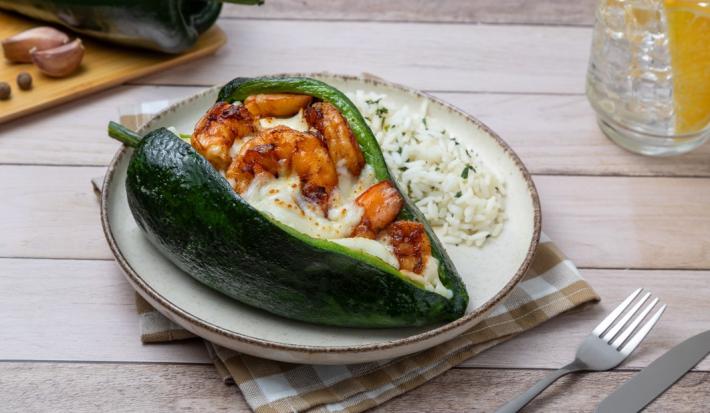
107 77 469 327
0 0 263 54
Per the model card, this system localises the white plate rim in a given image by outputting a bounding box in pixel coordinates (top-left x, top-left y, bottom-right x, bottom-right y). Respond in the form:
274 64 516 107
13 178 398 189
101 73 541 355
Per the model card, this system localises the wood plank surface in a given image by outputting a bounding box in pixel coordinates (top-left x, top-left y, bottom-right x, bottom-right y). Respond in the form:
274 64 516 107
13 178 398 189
0 362 245 413
0 86 200 167
135 20 591 94
2 164 709 269
2 256 709 370
0 166 111 260
222 1 598 26
2 363 708 412
446 93 710 177
461 269 710 370
375 368 710 412
2 85 709 176
0 258 208 363
536 175 710 269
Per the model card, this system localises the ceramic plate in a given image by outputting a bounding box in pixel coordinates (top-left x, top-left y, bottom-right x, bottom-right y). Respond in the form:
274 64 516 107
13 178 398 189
102 74 541 364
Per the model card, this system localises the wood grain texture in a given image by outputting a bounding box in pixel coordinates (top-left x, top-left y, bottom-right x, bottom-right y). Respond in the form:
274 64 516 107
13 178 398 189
0 362 245 413
0 165 111 260
0 258 209 363
2 363 709 412
0 86 201 166
461 269 710 370
0 12 225 125
2 256 708 371
2 164 709 269
134 20 591 94
443 93 710 177
536 175 710 269
222 1 597 26
3 85 708 176
373 368 710 412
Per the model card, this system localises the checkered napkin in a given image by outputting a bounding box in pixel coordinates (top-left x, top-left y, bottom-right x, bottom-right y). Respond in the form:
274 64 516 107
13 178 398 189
95 107 599 413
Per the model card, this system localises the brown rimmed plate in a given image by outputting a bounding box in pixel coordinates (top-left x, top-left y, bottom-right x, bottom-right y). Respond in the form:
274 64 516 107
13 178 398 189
101 73 541 364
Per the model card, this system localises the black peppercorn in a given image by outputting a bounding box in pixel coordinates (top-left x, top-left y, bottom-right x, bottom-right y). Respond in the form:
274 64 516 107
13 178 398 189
0 82 10 100
17 72 32 90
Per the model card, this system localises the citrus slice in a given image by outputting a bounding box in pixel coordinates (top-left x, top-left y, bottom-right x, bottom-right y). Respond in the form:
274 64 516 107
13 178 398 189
664 0 710 134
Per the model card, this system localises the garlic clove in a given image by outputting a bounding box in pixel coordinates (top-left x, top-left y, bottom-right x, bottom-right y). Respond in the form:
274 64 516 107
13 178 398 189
2 26 70 63
31 38 85 78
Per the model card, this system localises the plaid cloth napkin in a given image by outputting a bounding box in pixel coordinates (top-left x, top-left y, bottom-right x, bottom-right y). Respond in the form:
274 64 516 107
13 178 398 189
95 105 599 413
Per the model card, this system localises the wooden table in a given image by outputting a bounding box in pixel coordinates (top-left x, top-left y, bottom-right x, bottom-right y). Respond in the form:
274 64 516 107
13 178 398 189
2 1 709 411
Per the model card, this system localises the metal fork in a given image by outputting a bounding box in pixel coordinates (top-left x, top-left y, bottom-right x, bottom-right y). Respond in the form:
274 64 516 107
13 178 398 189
495 288 666 413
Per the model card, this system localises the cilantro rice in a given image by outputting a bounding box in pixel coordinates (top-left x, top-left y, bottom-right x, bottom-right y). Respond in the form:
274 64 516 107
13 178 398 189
349 90 506 247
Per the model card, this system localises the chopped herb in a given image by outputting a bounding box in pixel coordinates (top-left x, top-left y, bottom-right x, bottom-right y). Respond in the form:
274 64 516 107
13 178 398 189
375 107 388 117
365 98 381 105
455 191 462 198
401 131 406 136
461 164 475 179
422 118 429 129
441 129 447 135
399 166 408 172
397 147 403 154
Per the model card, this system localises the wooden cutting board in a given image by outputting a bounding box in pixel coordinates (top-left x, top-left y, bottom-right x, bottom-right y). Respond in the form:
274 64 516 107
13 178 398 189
0 10 226 124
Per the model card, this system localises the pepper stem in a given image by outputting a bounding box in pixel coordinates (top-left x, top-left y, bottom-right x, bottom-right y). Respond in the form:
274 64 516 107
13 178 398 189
108 121 142 147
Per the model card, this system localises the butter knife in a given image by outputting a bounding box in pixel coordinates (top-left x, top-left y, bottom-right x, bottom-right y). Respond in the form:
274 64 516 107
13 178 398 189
596 330 710 412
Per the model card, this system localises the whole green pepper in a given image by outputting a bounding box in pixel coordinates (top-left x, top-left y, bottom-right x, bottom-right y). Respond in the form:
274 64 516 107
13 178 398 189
0 0 263 54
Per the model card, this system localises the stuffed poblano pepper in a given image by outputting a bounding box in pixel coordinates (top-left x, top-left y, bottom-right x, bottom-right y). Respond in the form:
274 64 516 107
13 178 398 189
0 0 262 54
108 76 469 327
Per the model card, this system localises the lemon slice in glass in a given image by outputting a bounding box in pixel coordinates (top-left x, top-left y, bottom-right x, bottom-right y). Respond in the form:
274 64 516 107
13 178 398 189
664 0 710 135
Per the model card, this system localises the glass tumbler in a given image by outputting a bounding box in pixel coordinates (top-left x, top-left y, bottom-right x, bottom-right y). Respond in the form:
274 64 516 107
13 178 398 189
586 0 710 156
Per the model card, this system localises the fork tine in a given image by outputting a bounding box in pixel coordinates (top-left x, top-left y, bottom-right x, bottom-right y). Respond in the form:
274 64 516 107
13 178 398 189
602 292 652 342
619 304 667 356
611 297 659 348
592 288 642 336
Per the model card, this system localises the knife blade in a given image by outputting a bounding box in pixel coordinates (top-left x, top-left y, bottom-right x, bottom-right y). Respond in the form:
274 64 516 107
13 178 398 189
596 330 710 413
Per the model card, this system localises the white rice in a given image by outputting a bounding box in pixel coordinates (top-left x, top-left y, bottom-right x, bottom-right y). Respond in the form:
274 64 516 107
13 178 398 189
348 90 506 247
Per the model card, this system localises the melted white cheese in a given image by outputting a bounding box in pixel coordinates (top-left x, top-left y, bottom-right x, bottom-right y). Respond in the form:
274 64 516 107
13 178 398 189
259 110 309 132
330 237 399 268
402 257 453 299
241 173 367 239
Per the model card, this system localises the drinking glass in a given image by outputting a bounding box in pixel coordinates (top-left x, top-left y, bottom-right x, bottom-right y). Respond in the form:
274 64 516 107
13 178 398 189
586 0 710 156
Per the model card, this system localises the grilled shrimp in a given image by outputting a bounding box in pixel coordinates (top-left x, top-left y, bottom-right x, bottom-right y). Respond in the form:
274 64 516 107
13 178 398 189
291 131 340 209
379 221 431 274
351 181 404 239
244 93 313 118
304 102 365 176
226 126 338 211
191 102 256 170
